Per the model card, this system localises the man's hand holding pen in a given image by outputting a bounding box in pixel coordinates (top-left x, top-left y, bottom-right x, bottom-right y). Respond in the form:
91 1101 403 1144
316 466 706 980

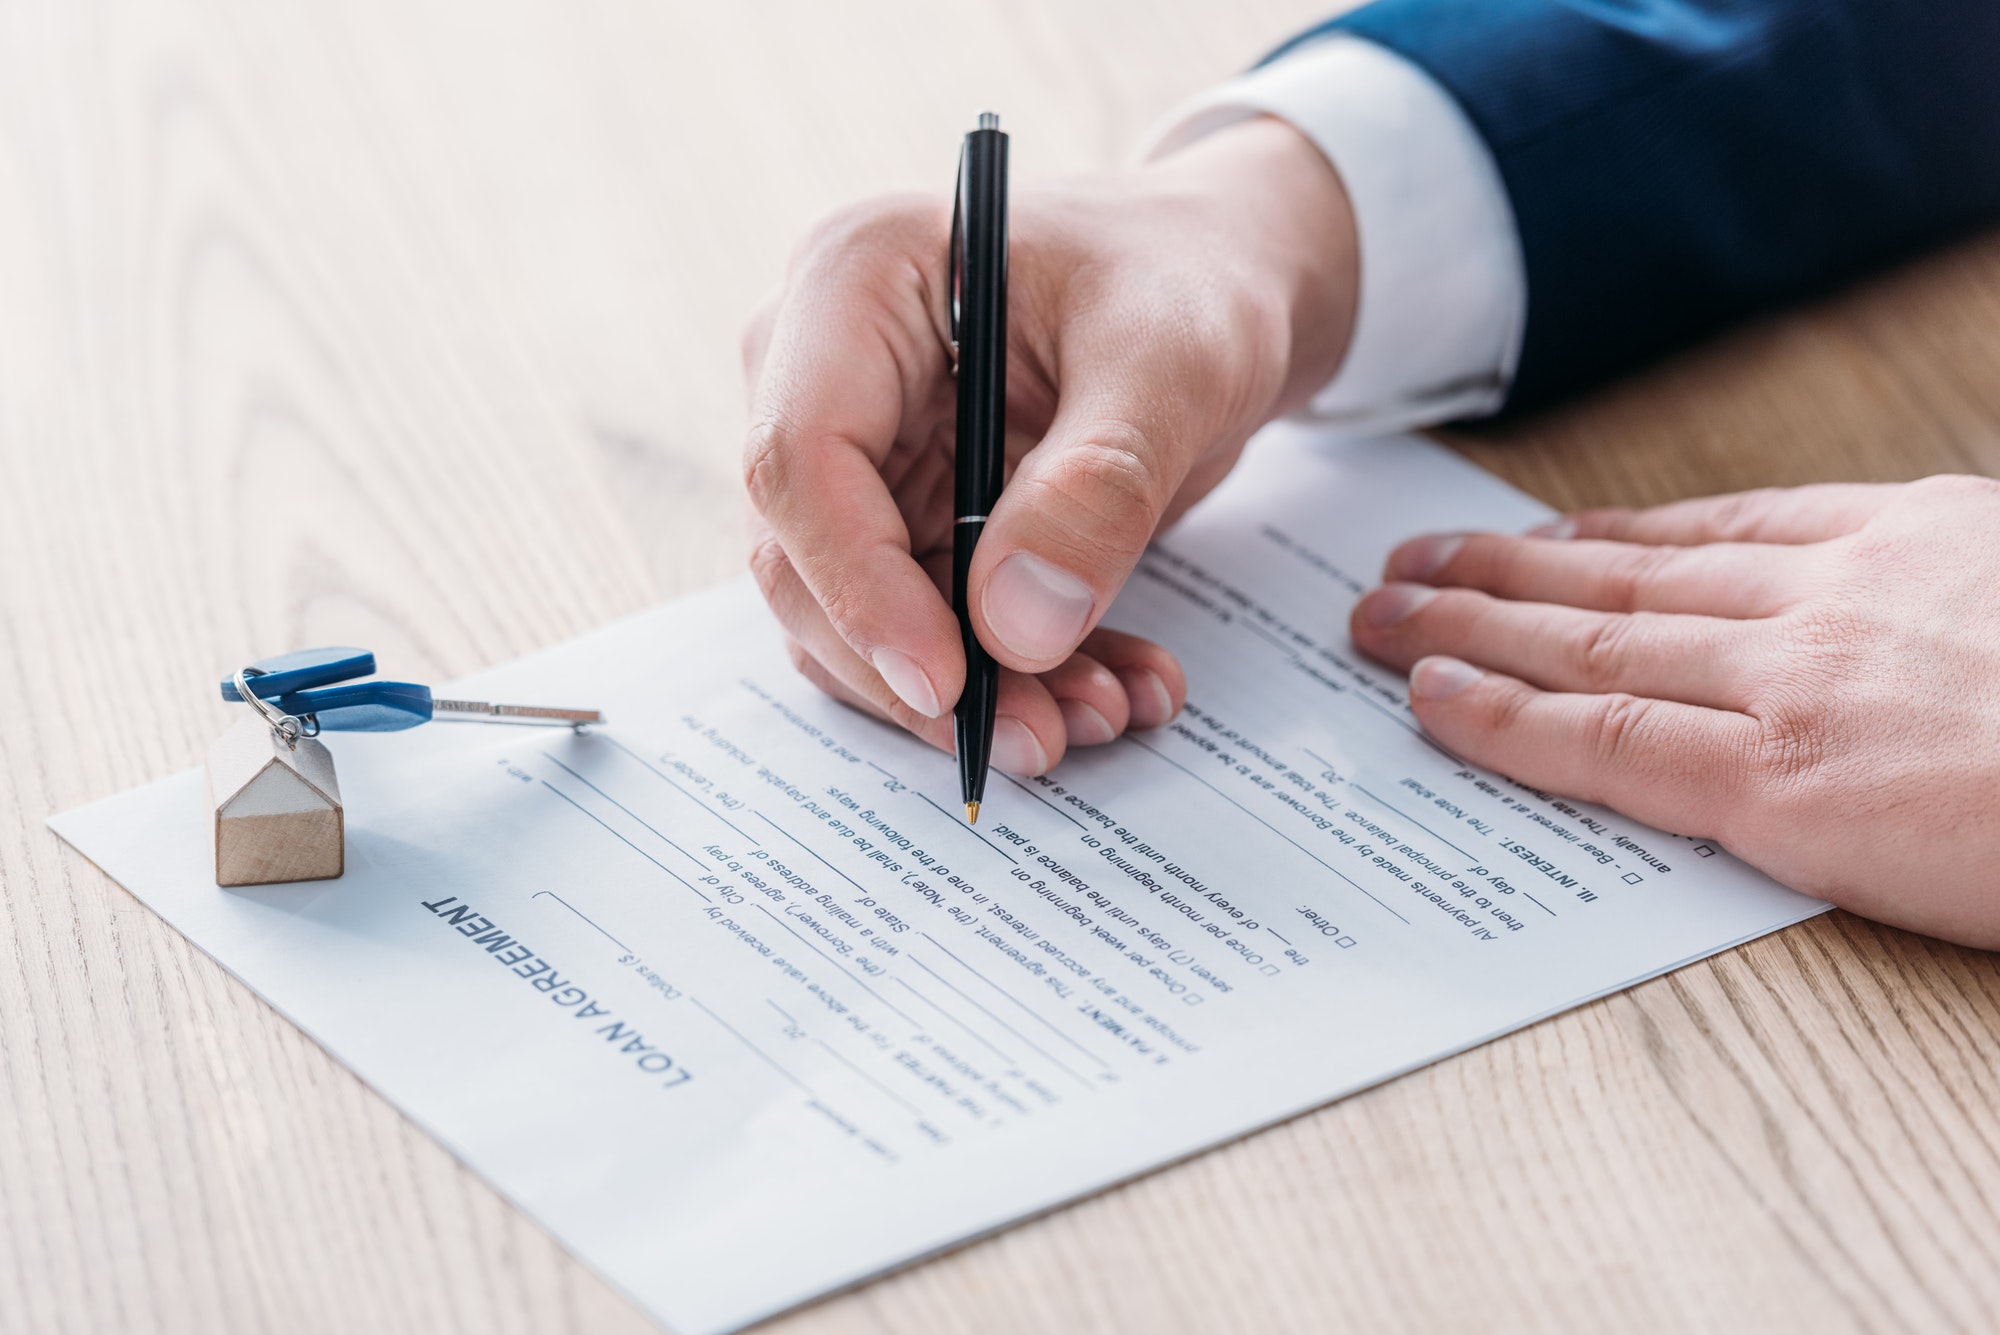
740 118 1358 777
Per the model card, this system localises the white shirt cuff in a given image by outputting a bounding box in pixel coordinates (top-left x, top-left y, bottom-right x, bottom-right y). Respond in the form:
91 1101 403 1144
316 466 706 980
1143 35 1527 435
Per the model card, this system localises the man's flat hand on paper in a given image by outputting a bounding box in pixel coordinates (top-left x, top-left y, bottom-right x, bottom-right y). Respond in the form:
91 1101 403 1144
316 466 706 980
1352 478 2000 949
741 118 1356 774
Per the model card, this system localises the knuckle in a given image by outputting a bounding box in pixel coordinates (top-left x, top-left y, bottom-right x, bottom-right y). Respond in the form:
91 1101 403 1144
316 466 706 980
1910 472 1999 504
1574 506 1631 536
1832 519 1904 563
795 200 885 261
741 417 792 513
1751 691 1830 791
1741 703 1839 846
1776 604 1869 659
1483 677 1534 735
1460 534 1518 588
1585 693 1658 766
1569 614 1641 691
1705 488 1781 540
1738 620 1858 812
747 529 793 600
809 569 876 647
1035 428 1168 550
1604 544 1684 611
793 193 936 271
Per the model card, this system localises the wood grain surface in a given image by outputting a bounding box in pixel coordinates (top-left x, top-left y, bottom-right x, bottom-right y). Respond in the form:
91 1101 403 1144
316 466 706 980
3 2 1997 1332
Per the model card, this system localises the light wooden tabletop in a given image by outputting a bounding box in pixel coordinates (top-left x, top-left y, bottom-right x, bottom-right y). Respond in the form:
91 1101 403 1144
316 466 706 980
4 2 1997 1332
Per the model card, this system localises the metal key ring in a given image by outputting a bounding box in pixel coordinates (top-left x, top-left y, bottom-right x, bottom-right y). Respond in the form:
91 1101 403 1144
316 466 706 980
234 667 307 750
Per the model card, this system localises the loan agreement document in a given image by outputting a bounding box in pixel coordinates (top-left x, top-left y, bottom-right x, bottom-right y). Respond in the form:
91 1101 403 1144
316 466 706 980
53 428 1826 1334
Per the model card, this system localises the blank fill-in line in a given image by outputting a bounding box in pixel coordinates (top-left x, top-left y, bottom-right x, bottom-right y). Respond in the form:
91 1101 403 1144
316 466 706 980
1241 618 1301 659
1351 783 1481 862
529 891 631 952
689 996 813 1096
749 901 918 1027
890 975 1018 1068
600 735 762 847
1522 892 1558 917
903 955 1093 1092
543 754 706 870
914 792 1018 863
1300 747 1343 777
752 811 871 898
999 773 1086 829
920 933 1109 1069
813 1037 924 1118
1122 735 1410 925
539 781 710 903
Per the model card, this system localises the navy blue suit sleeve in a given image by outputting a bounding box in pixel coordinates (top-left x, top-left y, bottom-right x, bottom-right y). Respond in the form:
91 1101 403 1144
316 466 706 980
1281 0 2000 412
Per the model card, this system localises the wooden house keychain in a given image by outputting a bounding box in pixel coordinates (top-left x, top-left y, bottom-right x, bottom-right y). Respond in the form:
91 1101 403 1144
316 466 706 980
206 647 602 886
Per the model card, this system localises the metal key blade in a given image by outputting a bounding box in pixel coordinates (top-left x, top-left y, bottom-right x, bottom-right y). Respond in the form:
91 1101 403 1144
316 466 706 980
430 699 603 728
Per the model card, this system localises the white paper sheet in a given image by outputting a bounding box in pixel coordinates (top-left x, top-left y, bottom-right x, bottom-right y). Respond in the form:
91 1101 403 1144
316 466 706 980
51 428 1825 1334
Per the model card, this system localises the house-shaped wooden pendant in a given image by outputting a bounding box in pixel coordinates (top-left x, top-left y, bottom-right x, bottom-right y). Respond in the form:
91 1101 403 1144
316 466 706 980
205 713 345 886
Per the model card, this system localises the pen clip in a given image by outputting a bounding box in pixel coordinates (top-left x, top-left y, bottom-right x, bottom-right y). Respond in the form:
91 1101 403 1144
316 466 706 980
947 138 966 371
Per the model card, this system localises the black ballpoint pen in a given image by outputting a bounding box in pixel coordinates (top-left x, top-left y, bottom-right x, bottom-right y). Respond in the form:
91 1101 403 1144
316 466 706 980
950 111 1007 825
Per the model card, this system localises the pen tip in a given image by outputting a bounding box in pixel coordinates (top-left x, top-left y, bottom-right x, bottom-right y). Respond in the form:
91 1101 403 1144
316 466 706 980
965 802 980 825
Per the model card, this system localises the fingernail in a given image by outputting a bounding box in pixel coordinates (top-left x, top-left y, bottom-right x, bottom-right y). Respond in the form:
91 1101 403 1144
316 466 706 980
1388 533 1465 581
871 647 941 718
989 716 1049 774
1527 516 1578 540
982 552 1095 663
1361 583 1436 627
1119 668 1176 729
1411 656 1481 700
1059 699 1116 747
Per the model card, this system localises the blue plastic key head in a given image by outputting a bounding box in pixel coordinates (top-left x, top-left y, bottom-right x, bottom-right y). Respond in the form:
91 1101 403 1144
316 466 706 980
268 681 435 732
220 647 376 702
